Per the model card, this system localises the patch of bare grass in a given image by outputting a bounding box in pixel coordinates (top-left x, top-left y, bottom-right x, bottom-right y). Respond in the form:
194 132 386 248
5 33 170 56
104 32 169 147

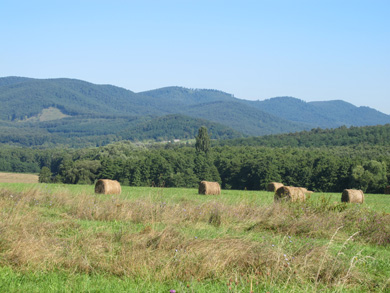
0 172 38 183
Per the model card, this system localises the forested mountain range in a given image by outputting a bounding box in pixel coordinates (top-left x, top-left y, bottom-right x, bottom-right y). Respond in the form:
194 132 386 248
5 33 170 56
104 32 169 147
1 76 390 147
248 97 390 128
215 124 390 147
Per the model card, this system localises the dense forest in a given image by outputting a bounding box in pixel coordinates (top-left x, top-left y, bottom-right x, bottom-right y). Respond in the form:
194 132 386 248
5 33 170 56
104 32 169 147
215 124 390 147
1 125 390 194
2 77 390 146
0 77 309 138
0 114 243 147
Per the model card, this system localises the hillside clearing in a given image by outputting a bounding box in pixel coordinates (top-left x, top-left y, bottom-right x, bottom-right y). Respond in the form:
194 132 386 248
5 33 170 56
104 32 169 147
22 107 70 122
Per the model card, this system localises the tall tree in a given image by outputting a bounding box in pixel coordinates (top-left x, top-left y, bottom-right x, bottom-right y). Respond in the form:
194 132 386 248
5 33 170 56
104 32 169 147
194 126 221 183
195 126 210 154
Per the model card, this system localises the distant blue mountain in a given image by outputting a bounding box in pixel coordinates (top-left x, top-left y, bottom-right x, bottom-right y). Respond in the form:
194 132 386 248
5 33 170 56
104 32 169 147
246 96 390 128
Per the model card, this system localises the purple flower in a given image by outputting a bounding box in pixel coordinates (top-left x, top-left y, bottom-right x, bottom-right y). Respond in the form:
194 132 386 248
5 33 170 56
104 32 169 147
170 290 176 293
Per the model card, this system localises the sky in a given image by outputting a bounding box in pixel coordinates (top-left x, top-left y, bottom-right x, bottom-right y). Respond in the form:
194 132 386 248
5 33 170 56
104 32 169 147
1 0 389 114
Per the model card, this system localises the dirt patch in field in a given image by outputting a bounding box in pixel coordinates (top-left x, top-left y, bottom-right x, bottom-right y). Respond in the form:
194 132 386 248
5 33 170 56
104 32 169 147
0 172 39 183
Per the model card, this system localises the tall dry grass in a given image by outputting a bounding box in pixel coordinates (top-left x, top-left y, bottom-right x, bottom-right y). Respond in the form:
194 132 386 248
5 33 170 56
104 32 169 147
0 188 389 291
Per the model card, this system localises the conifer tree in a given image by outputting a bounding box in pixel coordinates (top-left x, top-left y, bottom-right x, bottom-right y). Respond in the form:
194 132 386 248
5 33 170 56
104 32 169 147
195 126 210 154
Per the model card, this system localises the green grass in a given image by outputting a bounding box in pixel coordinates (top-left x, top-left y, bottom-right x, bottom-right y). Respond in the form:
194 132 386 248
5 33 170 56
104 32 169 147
3 183 389 212
307 191 390 214
1 183 390 292
0 266 244 293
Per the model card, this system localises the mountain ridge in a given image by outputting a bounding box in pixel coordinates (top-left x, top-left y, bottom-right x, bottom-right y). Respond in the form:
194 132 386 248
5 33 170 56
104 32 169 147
1 76 390 147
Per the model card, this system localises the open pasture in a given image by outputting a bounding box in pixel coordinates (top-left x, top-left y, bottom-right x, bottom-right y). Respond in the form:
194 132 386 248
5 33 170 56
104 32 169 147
1 183 390 292
0 172 38 183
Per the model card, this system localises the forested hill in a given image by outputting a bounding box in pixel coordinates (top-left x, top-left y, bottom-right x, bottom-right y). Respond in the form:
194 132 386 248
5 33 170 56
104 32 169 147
0 77 303 133
1 76 390 147
247 97 390 128
215 124 390 147
0 77 309 142
0 77 159 119
0 114 243 148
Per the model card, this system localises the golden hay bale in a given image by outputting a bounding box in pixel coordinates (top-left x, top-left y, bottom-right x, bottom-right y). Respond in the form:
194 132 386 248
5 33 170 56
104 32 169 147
341 189 364 203
274 186 305 202
95 179 121 195
267 182 284 192
298 187 313 195
198 181 221 195
385 186 390 194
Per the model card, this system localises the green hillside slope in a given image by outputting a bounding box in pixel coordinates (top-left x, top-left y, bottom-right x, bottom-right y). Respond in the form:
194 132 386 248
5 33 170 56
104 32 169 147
119 114 243 141
2 76 390 147
308 100 390 126
138 87 309 135
215 124 390 147
179 100 312 136
0 114 242 147
0 77 164 121
139 86 237 109
247 97 390 128
0 77 312 139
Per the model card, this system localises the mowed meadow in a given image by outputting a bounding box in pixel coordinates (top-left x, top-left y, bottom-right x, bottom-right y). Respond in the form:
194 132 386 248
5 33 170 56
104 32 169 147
0 172 38 183
1 182 390 292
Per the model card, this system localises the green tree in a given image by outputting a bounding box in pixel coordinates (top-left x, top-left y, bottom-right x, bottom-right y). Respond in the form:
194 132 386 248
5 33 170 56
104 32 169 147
350 160 387 193
57 159 76 184
39 166 52 183
195 126 210 154
131 165 142 186
73 160 101 184
194 126 221 182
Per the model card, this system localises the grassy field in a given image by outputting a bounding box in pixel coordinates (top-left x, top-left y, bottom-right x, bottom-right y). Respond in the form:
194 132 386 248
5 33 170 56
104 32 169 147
0 172 39 183
1 182 390 292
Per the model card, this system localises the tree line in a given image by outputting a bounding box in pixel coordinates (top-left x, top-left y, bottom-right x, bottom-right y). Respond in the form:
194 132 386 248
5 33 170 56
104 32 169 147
1 127 389 193
215 124 390 147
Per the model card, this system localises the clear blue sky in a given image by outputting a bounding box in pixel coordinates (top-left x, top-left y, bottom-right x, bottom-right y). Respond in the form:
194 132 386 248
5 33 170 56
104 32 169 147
1 0 389 114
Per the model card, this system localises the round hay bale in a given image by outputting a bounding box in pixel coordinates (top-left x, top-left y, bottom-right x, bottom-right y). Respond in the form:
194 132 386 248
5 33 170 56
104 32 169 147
384 186 390 194
95 179 121 195
341 189 364 203
298 187 313 195
198 181 221 195
274 186 305 202
267 182 284 192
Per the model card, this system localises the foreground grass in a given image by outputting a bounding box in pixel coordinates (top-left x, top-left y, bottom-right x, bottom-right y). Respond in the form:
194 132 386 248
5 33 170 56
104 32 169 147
1 183 390 292
0 266 247 293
